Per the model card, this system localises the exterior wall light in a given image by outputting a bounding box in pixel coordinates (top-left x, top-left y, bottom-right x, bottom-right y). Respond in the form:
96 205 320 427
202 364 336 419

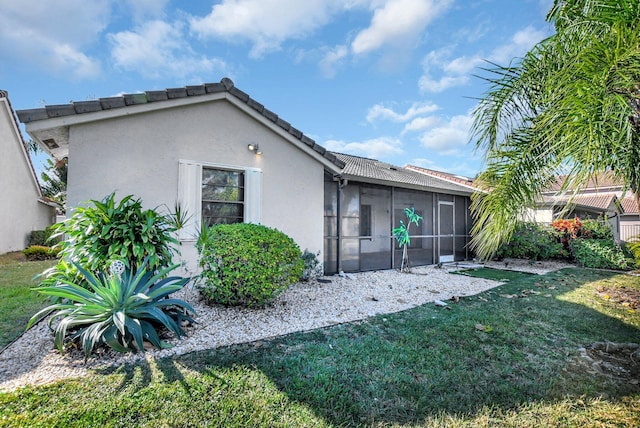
247 143 262 155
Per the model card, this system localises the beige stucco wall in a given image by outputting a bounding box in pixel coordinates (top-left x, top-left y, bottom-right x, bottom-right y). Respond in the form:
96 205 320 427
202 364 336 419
0 98 55 253
521 207 553 224
66 99 325 270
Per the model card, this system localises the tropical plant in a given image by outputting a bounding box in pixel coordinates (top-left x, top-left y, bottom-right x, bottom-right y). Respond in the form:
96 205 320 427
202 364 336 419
196 223 303 308
42 193 183 289
40 157 67 214
393 207 423 272
27 258 196 358
470 0 640 259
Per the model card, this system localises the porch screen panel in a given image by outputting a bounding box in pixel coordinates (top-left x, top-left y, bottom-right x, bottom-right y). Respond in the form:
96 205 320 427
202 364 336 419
359 185 391 271
340 185 360 272
393 189 434 267
324 175 338 274
454 196 467 236
438 201 454 263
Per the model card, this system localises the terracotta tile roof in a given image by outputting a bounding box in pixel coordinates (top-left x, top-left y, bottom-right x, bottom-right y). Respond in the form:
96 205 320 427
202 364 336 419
333 153 476 195
16 78 345 170
621 197 640 214
542 193 618 211
405 164 476 190
545 171 623 193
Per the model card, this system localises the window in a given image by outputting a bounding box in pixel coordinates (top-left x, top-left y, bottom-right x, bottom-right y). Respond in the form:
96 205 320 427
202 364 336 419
178 160 262 240
202 168 244 225
360 204 372 236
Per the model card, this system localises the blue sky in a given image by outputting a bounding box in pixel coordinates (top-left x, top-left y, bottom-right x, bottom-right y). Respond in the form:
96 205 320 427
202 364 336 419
1 0 554 178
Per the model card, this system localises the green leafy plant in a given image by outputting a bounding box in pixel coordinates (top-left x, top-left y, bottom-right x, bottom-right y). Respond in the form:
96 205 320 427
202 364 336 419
496 222 567 261
570 238 632 270
624 236 640 269
27 258 196 358
23 245 60 261
300 249 323 281
42 193 183 289
196 223 303 308
393 207 423 272
580 218 614 240
29 226 62 247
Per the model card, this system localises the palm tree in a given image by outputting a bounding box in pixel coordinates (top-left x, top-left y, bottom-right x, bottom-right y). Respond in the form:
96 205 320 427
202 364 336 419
41 158 67 214
470 0 640 259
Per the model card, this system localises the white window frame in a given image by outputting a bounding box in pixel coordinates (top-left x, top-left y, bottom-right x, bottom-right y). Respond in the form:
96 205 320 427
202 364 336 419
178 160 262 241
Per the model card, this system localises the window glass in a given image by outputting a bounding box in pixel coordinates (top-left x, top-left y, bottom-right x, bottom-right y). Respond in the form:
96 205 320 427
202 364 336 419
202 168 244 225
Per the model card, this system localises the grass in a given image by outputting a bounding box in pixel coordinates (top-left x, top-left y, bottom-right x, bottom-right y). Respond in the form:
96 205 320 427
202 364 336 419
0 252 55 348
1 264 639 427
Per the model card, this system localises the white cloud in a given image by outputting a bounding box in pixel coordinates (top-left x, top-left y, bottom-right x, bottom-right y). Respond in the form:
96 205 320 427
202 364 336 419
324 137 403 158
351 0 452 55
190 0 343 58
402 116 440 133
122 0 170 22
0 0 108 78
418 25 547 93
109 20 228 79
366 101 439 123
419 113 473 155
319 45 349 78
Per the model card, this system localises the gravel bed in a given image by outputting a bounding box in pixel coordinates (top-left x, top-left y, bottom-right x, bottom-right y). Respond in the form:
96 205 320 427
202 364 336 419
0 261 572 392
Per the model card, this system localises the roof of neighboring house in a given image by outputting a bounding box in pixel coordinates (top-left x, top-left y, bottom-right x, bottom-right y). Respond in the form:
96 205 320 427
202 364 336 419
17 78 345 170
405 164 477 191
541 193 619 212
621 197 640 215
0 89 45 201
544 171 623 193
334 153 476 195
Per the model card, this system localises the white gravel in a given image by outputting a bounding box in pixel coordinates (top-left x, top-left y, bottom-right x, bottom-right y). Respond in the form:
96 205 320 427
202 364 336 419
0 260 573 392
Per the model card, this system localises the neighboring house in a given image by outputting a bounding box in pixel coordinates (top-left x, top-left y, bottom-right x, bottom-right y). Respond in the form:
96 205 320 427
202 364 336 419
526 172 640 242
0 90 56 254
17 78 476 273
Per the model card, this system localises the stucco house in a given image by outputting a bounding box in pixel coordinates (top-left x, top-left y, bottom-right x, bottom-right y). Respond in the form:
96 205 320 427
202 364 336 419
525 172 640 242
17 78 476 273
0 90 56 254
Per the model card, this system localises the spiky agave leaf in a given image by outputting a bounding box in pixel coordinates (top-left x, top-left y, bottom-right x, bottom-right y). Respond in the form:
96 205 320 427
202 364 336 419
28 256 196 358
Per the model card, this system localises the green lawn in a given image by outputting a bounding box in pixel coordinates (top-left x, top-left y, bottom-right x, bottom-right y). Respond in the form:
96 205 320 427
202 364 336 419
1 264 639 427
0 252 55 348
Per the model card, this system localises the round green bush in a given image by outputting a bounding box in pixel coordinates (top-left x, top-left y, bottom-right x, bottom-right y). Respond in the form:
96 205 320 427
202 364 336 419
196 223 303 308
570 238 632 270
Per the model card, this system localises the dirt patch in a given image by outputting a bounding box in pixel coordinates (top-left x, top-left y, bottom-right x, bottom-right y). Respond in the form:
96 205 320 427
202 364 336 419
595 286 640 310
579 342 640 385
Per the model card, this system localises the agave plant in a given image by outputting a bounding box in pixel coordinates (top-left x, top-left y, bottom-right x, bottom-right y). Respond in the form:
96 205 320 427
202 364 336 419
27 258 196 358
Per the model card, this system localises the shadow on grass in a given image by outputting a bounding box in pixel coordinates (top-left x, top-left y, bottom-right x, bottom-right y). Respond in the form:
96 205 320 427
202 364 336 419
102 268 639 426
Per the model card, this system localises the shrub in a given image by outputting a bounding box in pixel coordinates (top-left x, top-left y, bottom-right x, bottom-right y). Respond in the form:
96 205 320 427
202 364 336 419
41 193 182 289
29 226 62 247
625 237 640 269
580 218 613 240
197 223 303 308
300 249 324 281
27 258 196 358
495 222 567 261
23 245 60 261
570 238 632 270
